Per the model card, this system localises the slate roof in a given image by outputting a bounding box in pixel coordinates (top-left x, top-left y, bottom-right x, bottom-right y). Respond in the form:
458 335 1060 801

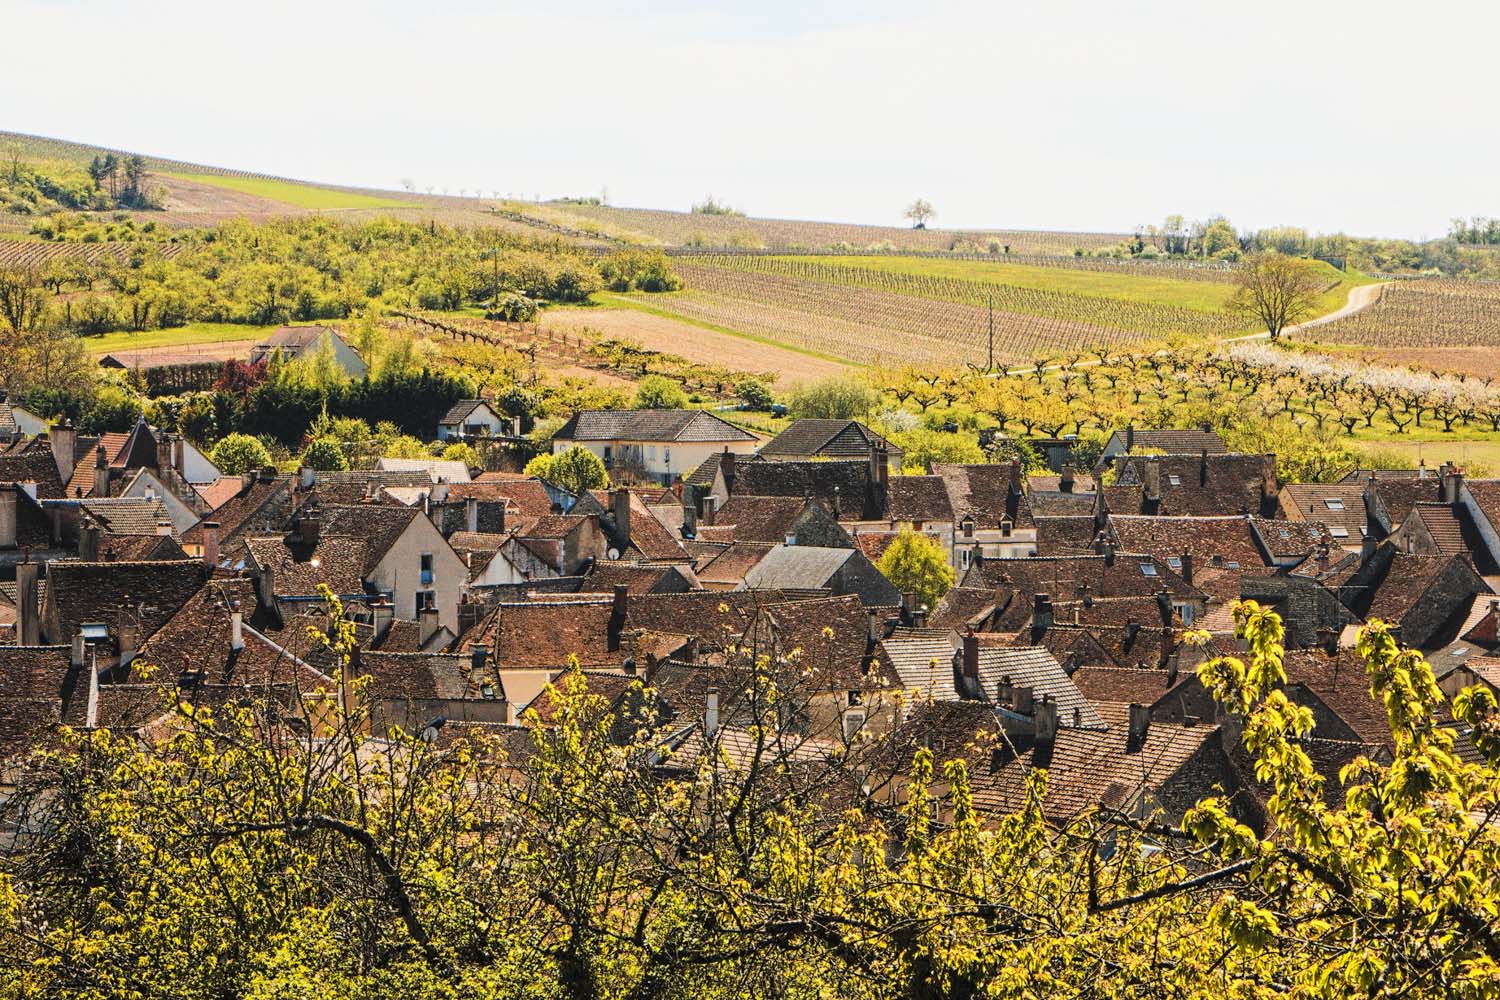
695 543 775 587
554 410 755 443
0 646 87 758
742 545 858 591
757 420 901 461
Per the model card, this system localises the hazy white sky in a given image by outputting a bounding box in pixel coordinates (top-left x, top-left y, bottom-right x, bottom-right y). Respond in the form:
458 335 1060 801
3 1 1492 239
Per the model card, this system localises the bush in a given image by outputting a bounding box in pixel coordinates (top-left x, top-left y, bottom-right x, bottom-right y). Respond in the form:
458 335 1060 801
787 376 879 421
80 384 142 433
487 292 538 323
634 375 688 410
209 433 274 475
441 442 481 468
599 249 682 293
300 438 349 471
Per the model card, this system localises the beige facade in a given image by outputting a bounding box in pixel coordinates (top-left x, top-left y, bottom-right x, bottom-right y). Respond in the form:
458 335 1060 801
367 516 468 632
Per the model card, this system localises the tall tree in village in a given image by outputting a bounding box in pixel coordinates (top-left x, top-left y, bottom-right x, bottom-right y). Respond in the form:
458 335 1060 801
1231 251 1326 339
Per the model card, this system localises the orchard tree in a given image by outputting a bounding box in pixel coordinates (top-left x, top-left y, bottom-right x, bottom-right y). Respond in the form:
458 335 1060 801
1232 252 1325 339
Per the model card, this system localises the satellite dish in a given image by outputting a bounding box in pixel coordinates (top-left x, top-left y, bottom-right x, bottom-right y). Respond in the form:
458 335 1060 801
607 548 621 560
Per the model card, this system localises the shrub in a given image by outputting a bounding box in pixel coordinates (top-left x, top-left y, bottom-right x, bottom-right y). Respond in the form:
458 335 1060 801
634 375 688 410
876 530 955 610
209 433 274 475
787 376 879 421
736 378 775 411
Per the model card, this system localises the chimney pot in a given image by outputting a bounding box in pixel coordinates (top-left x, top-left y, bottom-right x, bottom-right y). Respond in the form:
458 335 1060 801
230 604 244 651
1127 702 1151 746
705 687 720 736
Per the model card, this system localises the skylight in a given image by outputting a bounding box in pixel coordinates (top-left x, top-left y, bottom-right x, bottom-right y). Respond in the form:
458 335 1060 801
1225 561 1241 568
1167 556 1181 569
1168 475 1182 486
1325 498 1345 510
1330 527 1349 538
1140 563 1158 577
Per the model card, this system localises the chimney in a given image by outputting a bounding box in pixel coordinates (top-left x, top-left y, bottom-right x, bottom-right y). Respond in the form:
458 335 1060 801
611 487 631 547
830 485 841 520
1014 685 1034 716
995 674 1013 706
71 630 86 668
701 494 717 526
15 559 39 646
156 432 173 474
705 688 720 737
432 481 450 504
79 518 101 562
961 629 979 694
118 607 141 666
201 521 221 569
1124 619 1141 647
173 435 185 473
1155 586 1172 626
1179 550 1193 584
50 421 76 486
608 583 628 650
258 466 275 483
470 642 488 672
230 601 244 652
1060 463 1075 494
1143 459 1161 500
155 519 173 537
1103 541 1116 567
681 487 697 539
1359 533 1376 565
1125 425 1135 451
870 444 889 491
1316 546 1330 573
298 512 320 547
1418 459 1428 479
465 496 479 534
372 596 394 641
418 606 439 646
93 443 109 498
1443 467 1463 505
1034 695 1058 743
1127 702 1151 747
720 449 736 495
84 635 99 729
0 485 15 549
1030 593 1053 643
912 605 928 629
1199 448 1209 486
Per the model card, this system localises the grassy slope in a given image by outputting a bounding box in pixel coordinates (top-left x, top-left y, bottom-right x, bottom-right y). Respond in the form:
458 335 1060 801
85 322 276 354
161 172 407 211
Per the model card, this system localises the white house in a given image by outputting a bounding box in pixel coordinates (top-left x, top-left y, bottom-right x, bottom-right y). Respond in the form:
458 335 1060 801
437 400 515 441
552 410 757 486
250 326 367 378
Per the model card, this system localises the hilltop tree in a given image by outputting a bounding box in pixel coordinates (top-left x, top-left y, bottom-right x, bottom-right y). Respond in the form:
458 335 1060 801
903 198 935 229
1231 251 1325 339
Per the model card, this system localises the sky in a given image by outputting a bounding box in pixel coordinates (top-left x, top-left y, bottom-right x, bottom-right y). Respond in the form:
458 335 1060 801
2 0 1493 240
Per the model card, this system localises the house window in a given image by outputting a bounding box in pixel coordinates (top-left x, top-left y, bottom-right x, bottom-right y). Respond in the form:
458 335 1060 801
1140 562 1158 577
663 446 670 466
1000 518 1012 538
420 553 434 586
961 548 972 568
1325 498 1345 510
603 446 613 465
1225 560 1240 569
962 517 975 538
416 591 436 615
847 689 862 707
843 709 867 741
1175 603 1195 626
648 445 656 462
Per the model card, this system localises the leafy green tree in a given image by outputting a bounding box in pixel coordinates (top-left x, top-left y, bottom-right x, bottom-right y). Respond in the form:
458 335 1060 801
209 432 274 474
80 383 142 433
531 445 608 495
736 377 775 411
876 529 955 610
1231 251 1325 339
633 374 688 409
300 437 348 471
440 442 480 468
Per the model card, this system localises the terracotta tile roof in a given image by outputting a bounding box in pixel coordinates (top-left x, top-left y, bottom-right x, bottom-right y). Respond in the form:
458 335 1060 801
1278 483 1369 539
743 594 894 691
455 602 623 669
1029 472 1096 494
932 463 1033 530
1108 514 1267 569
193 477 245 512
1408 502 1491 568
584 563 691 594
0 448 67 498
1111 453 1276 517
97 535 186 562
1360 552 1467 625
851 531 902 564
554 409 755 443
450 478 559 517
887 475 953 523
1070 665 1187 706
696 542 776 587
1371 478 1441 530
360 651 505 703
318 505 426 575
1106 427 1227 456
45 560 210 655
75 497 173 536
730 458 885 520
1034 516 1099 555
516 514 588 540
1027 491 1096 517
1283 649 1397 748
448 531 510 552
181 478 292 547
929 587 1014 632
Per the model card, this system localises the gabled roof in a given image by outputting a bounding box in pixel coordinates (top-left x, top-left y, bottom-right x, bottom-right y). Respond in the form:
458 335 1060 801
1034 515 1099 556
742 594 894 691
554 409 755 443
74 497 173 536
438 399 498 426
742 545 858 591
963 554 1204 602
878 627 962 700
1105 427 1226 456
696 542 776 587
710 495 843 545
1111 453 1276 517
0 645 87 758
758 419 901 460
244 536 370 597
319 505 428 575
257 325 343 351
45 560 209 654
932 463 1032 530
730 457 884 519
1279 482 1369 538
360 651 504 703
375 457 473 483
1107 514 1268 569
971 641 1105 729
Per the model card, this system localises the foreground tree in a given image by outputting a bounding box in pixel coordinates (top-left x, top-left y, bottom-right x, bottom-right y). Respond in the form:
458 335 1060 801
1231 251 1326 339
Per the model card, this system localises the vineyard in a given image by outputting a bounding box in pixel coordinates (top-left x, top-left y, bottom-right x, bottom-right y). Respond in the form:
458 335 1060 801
1308 279 1500 348
539 201 1127 254
639 255 1251 366
0 238 185 267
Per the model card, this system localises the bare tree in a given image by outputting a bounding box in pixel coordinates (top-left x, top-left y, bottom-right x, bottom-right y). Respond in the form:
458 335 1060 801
903 199 935 229
1231 252 1325 339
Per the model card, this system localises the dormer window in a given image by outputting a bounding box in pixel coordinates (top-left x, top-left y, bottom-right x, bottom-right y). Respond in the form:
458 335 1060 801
999 517 1012 538
961 516 975 538
1330 526 1350 538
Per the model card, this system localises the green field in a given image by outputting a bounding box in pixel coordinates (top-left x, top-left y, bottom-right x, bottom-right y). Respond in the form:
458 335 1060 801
790 254 1372 319
162 172 408 211
85 322 276 354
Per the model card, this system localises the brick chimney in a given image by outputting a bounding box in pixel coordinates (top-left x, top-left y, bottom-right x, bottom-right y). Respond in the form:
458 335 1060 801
418 606 440 647
1199 448 1209 486
1443 466 1463 505
1155 585 1172 626
681 486 697 539
1125 425 1135 451
79 518 101 562
50 421 76 486
1030 593 1053 643
1127 702 1150 748
15 559 39 646
608 583 628 650
201 521 220 569
1060 463 1075 494
1179 550 1193 585
372 596 394 642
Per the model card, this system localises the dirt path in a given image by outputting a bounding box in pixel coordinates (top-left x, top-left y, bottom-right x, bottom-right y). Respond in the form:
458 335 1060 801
1225 281 1389 344
542 307 851 386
